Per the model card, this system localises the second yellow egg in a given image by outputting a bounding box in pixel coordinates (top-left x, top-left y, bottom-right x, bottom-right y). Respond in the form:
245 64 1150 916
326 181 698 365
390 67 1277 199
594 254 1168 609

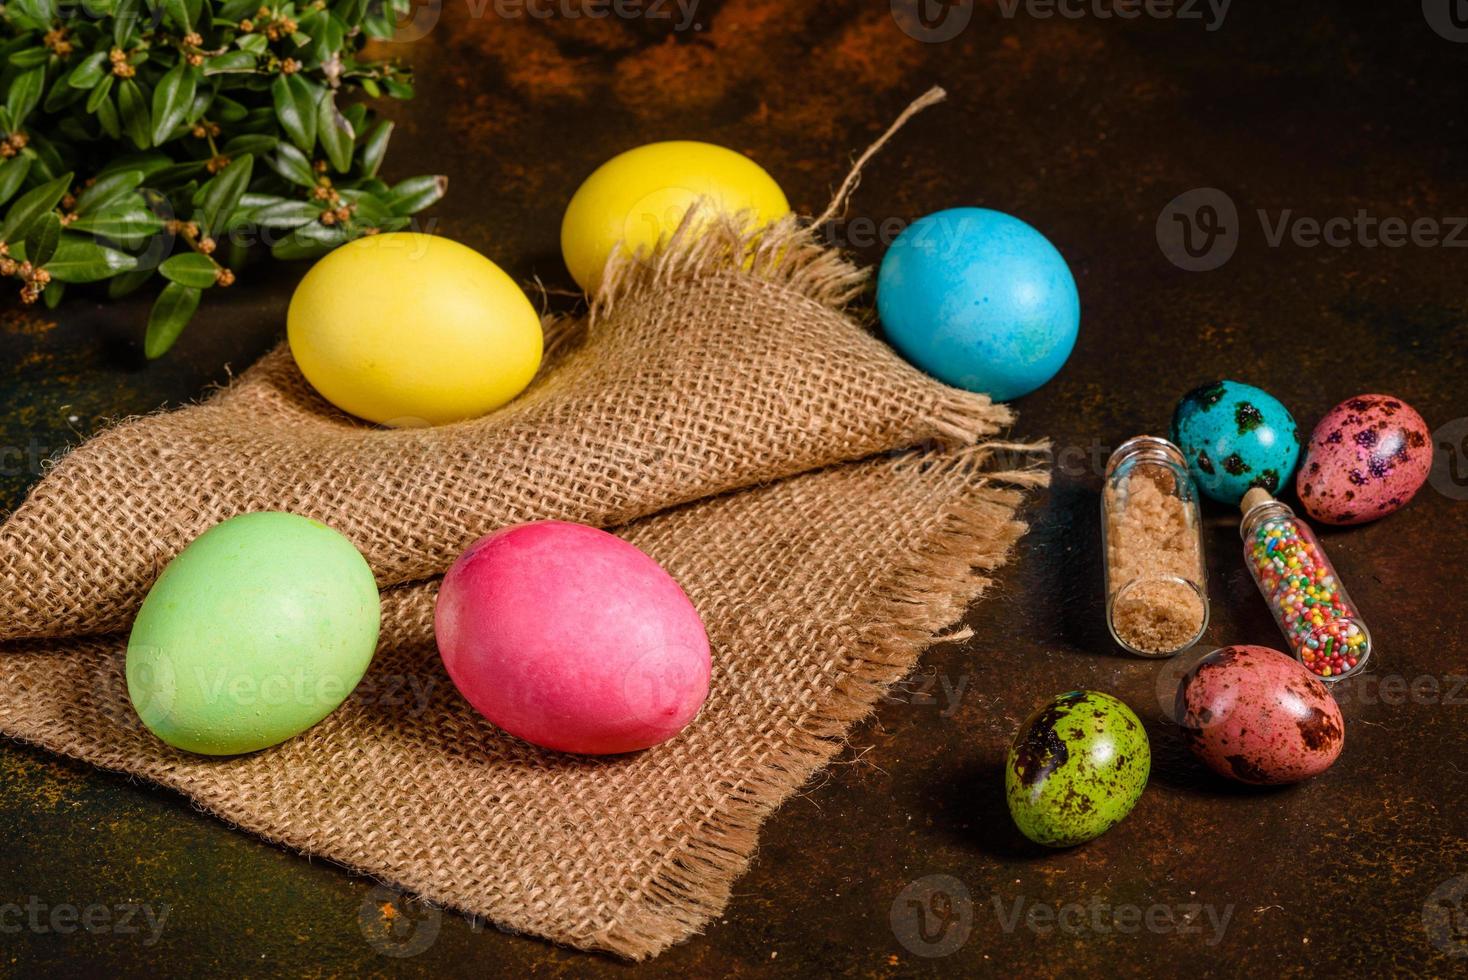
560 141 791 294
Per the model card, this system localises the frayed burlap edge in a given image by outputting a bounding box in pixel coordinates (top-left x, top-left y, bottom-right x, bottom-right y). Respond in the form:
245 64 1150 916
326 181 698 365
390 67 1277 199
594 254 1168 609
591 446 1049 958
576 85 1007 451
579 205 1010 449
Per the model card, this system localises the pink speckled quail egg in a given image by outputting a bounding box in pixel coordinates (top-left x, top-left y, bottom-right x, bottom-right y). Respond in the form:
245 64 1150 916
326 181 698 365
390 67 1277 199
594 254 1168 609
1297 394 1431 525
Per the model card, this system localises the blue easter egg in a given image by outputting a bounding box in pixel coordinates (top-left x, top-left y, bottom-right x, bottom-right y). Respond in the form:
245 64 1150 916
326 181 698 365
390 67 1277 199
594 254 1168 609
1171 380 1301 505
876 208 1080 401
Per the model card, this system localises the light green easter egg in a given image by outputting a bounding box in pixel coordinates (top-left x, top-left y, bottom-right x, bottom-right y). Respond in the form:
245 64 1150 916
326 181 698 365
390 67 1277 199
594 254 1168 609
126 512 380 755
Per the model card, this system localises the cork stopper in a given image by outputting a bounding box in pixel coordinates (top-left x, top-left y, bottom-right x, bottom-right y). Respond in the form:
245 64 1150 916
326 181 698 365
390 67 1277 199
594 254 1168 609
1240 487 1274 515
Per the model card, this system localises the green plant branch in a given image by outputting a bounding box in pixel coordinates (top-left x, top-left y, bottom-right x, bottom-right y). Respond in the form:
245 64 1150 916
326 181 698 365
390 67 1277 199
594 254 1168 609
0 0 443 353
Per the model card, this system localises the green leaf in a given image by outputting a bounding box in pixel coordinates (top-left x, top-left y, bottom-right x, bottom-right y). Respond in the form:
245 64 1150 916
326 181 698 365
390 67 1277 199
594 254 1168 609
25 133 65 179
317 92 354 173
68 207 165 243
271 221 349 261
248 198 320 226
381 78 414 100
218 0 258 20
162 0 193 30
184 89 212 127
117 78 152 149
147 160 207 186
204 50 257 75
359 120 393 178
212 94 246 123
268 142 316 187
343 102 368 134
67 51 110 89
386 175 448 216
44 76 87 114
114 0 145 47
8 47 50 70
159 251 218 287
0 155 33 208
95 94 123 140
336 0 367 28
342 191 392 226
108 267 155 299
271 73 318 153
43 234 137 282
311 13 345 63
6 65 46 128
86 74 115 113
74 169 145 215
240 192 288 208
14 0 58 24
195 153 253 238
1 172 71 242
25 211 61 267
150 61 199 146
221 134 278 157
43 281 64 308
145 282 202 358
97 153 172 179
237 32 268 54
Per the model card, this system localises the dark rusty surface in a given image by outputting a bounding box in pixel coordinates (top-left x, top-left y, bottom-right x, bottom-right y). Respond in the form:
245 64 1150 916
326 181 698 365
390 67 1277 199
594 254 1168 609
3 3 1467 975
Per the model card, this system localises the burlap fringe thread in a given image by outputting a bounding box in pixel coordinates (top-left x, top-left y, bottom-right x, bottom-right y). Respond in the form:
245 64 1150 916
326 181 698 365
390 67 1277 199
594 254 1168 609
597 450 1045 955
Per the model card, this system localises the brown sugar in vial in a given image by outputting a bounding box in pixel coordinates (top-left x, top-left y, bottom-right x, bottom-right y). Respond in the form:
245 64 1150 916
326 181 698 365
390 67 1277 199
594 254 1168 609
1102 437 1208 657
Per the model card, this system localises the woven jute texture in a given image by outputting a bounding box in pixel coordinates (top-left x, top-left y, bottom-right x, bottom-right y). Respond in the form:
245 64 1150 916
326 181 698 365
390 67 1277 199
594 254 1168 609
0 89 1051 958
0 446 1041 959
0 215 1007 642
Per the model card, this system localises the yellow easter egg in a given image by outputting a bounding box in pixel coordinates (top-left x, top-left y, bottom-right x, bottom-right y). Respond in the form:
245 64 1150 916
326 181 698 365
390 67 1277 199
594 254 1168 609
560 141 791 293
287 233 542 426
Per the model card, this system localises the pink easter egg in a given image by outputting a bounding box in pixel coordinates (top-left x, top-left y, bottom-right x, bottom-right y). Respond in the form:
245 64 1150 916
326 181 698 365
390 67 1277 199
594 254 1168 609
435 520 711 754
1297 394 1432 525
1176 645 1344 785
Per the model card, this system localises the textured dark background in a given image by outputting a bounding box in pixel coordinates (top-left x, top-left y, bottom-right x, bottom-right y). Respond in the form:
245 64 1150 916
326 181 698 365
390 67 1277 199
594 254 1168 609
3 2 1467 975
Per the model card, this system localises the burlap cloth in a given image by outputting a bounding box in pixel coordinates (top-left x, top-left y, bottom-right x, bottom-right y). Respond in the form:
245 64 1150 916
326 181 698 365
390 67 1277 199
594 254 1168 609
0 91 1051 959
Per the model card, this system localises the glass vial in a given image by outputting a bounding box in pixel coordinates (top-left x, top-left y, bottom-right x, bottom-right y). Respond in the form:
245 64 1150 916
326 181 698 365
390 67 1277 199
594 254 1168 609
1102 436 1210 658
1240 489 1372 681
